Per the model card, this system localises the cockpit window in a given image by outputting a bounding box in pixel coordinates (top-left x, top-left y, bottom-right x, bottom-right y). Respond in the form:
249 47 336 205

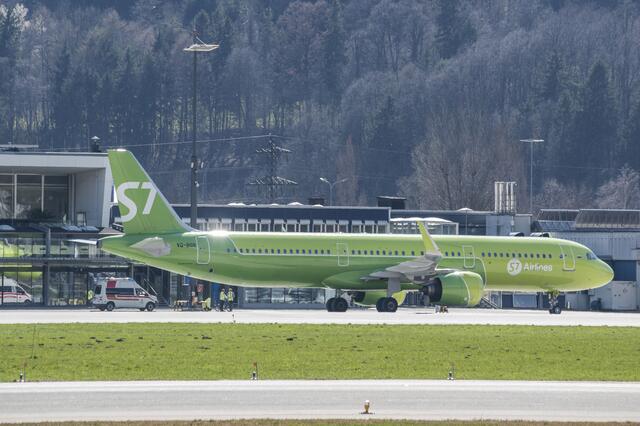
586 252 598 260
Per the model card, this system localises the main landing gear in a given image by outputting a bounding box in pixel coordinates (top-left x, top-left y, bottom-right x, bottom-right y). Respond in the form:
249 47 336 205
326 297 348 312
548 291 562 315
375 297 398 312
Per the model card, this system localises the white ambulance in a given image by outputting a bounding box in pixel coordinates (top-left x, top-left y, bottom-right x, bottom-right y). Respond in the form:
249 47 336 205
92 277 157 311
0 279 32 304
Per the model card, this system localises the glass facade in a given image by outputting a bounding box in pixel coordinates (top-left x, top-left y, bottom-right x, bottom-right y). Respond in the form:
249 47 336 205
0 174 69 222
0 175 13 218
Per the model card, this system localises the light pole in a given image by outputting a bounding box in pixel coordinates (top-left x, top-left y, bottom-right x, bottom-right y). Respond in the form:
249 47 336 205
320 177 348 206
517 138 544 214
183 32 218 228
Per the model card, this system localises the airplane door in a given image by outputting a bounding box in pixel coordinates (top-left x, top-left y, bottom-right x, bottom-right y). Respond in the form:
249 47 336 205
462 245 475 269
559 245 575 271
337 243 349 267
196 236 211 265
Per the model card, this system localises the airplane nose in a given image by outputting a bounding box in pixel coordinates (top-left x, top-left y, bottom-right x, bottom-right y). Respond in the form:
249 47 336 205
597 260 614 285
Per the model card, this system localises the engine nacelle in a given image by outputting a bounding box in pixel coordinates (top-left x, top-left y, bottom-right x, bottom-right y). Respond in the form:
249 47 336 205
423 271 485 307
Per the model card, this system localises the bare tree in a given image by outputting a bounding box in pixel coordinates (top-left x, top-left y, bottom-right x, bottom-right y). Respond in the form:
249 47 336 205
596 167 640 209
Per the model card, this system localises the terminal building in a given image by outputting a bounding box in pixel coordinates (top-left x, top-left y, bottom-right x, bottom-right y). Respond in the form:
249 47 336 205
1 150 638 312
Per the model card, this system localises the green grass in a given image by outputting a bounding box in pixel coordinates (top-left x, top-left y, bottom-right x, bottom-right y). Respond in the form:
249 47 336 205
1 323 639 382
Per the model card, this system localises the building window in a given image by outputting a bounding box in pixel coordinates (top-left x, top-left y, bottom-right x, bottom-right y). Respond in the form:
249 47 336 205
0 175 13 219
16 175 42 219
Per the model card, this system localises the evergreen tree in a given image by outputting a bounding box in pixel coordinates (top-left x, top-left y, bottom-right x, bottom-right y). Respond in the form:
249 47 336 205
571 62 617 184
435 0 476 60
538 50 564 102
320 0 346 106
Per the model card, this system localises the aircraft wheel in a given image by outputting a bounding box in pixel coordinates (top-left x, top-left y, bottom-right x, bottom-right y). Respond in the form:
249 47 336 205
552 305 562 315
106 302 115 312
139 308 146 312
146 302 156 312
325 297 336 312
376 298 386 312
98 307 106 311
334 297 348 312
383 297 398 313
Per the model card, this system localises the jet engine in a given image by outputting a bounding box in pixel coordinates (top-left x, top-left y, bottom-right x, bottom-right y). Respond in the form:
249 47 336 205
422 271 484 307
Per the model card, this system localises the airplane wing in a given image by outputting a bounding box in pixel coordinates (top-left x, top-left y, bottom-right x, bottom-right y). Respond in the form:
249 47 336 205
361 223 455 282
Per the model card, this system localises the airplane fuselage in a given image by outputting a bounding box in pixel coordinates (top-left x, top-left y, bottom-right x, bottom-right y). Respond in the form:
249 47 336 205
101 231 613 294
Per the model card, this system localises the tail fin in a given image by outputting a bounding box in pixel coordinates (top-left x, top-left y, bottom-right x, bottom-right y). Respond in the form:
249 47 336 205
108 149 190 235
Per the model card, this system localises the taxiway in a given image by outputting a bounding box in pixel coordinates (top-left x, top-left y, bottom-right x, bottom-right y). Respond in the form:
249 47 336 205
0 307 638 326
1 380 638 423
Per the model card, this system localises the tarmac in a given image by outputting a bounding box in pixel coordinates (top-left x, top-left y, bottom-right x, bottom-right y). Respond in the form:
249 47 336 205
0 307 639 326
1 380 639 423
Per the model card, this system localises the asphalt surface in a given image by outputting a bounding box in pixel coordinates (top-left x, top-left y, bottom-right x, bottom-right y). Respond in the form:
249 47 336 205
0 307 639 326
1 380 639 423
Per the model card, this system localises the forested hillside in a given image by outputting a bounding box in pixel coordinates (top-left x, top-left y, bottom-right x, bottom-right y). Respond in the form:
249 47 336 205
1 0 640 211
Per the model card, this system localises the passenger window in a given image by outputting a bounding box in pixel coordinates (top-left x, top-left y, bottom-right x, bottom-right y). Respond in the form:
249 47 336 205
457 252 461 256
481 252 485 257
376 250 380 255
536 253 540 258
289 249 293 254
277 249 281 254
315 249 318 254
258 249 262 253
395 250 398 255
487 253 492 257
542 254 546 258
382 250 386 255
421 251 425 256
549 254 553 258
296 249 299 254
401 251 405 256
411 251 415 256
320 249 324 254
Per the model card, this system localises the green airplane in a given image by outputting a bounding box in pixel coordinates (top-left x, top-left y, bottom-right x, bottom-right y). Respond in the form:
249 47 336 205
100 149 614 314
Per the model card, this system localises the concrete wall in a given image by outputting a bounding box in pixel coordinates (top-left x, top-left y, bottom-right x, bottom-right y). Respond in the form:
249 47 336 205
73 168 112 227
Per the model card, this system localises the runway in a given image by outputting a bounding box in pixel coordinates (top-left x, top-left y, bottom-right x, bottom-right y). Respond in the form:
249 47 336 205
0 380 638 423
0 307 639 326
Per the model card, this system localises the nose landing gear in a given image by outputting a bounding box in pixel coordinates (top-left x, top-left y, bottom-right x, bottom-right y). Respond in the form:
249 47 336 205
548 291 562 314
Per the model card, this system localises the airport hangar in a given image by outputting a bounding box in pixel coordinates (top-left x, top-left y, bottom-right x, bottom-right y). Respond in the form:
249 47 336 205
0 150 638 312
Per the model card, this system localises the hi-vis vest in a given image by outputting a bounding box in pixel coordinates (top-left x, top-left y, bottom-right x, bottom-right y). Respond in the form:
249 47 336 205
228 291 235 302
219 291 227 301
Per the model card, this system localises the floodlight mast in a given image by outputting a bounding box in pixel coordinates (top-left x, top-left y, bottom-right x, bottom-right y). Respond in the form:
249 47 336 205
517 138 544 214
183 32 219 229
320 177 348 206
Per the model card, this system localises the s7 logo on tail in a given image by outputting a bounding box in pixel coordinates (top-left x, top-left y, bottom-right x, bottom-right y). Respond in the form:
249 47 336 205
116 181 157 222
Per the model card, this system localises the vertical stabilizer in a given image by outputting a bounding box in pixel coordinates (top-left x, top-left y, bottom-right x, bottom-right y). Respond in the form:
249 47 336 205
108 149 190 235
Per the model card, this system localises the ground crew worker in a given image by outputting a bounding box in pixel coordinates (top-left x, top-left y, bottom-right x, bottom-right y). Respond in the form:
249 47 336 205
219 287 227 311
87 288 94 305
203 297 211 311
227 288 234 312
